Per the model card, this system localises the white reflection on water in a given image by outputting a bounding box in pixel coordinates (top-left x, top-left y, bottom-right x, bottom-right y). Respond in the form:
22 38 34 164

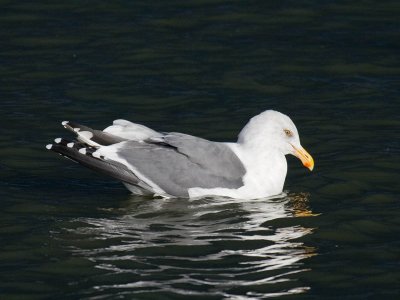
62 192 317 299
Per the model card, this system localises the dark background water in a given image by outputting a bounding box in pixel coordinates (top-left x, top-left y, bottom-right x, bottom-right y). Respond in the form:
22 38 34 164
1 1 399 299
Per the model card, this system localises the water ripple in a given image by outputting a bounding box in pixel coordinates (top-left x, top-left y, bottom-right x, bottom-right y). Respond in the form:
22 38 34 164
58 193 317 299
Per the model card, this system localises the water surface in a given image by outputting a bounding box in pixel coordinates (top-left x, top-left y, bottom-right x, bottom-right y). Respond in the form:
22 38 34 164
1 1 399 299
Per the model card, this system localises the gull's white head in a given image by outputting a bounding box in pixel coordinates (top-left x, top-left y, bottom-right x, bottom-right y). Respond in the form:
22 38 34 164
238 110 314 171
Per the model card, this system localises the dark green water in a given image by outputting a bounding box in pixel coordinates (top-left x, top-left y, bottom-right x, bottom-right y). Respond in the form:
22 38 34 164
1 1 399 299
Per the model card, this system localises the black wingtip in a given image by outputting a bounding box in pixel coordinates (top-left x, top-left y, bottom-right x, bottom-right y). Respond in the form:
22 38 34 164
47 143 140 186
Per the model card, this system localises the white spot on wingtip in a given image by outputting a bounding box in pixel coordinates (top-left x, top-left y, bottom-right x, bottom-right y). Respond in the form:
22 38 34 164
61 121 69 126
79 148 86 154
67 142 74 148
92 151 101 158
46 144 53 150
54 138 62 143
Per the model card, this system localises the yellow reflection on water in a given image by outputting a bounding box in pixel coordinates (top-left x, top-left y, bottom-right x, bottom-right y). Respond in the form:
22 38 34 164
286 192 321 217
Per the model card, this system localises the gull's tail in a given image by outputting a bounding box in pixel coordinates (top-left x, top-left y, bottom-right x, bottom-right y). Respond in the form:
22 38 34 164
62 121 127 147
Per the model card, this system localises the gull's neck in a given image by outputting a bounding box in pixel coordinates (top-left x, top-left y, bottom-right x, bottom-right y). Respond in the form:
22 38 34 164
235 142 287 175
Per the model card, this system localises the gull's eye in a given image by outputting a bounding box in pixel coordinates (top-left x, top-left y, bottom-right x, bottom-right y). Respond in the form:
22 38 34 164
284 129 293 137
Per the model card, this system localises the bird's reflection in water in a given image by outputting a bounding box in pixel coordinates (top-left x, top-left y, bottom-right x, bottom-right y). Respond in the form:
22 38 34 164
63 192 317 299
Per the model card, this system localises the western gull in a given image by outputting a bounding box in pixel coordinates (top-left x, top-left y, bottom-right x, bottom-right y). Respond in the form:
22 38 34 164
46 110 314 199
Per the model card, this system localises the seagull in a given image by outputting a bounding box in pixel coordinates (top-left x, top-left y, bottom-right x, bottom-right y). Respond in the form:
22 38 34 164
46 110 314 199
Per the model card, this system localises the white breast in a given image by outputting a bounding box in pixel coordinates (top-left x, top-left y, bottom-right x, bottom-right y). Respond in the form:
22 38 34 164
188 143 287 199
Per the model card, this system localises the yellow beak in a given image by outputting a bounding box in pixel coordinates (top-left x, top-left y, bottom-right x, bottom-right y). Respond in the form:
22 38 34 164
292 145 314 171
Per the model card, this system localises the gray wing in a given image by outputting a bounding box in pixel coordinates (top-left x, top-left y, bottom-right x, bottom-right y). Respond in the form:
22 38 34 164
117 133 246 197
